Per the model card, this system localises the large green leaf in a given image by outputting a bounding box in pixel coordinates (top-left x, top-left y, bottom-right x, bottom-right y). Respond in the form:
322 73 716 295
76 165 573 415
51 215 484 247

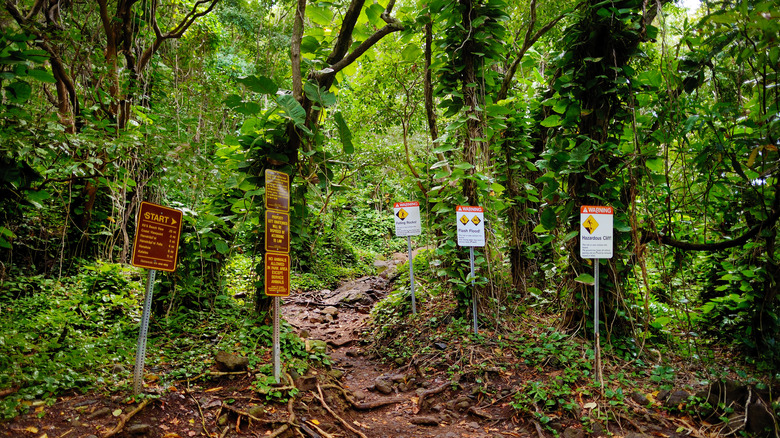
300 36 321 54
5 81 31 103
237 75 278 95
540 207 557 230
304 82 337 107
364 3 385 26
276 95 312 135
574 273 595 285
540 114 561 127
334 112 354 154
27 68 56 83
307 5 333 25
401 43 422 62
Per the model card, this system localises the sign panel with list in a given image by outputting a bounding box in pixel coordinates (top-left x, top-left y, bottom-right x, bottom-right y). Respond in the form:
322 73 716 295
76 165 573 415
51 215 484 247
265 170 290 212
131 202 183 272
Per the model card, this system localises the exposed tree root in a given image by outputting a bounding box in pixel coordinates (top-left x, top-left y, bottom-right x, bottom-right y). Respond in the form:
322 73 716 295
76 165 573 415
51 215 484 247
320 383 405 410
417 381 450 408
101 398 152 438
315 384 368 438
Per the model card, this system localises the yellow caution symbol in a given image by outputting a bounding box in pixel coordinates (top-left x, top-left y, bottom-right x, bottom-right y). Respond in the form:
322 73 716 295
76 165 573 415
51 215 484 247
460 214 470 225
397 208 408 220
471 215 481 226
583 215 599 234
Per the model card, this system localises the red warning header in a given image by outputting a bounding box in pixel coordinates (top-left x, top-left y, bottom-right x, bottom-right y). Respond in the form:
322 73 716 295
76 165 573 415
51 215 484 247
581 206 613 214
456 205 483 213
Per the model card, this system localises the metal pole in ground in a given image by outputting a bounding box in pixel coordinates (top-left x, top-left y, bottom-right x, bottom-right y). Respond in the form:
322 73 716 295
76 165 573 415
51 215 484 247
470 247 477 335
273 296 281 383
133 269 156 396
594 259 604 389
407 236 416 315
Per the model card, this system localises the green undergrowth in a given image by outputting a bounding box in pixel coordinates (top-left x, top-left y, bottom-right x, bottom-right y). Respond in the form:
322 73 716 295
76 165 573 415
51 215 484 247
0 261 330 419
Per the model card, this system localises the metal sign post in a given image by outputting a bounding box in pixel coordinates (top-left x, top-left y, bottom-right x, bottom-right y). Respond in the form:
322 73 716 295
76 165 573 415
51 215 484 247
133 269 156 395
456 205 485 336
131 202 183 396
407 236 417 314
593 259 601 387
469 247 477 334
265 169 291 384
580 205 613 389
273 296 280 381
393 202 422 315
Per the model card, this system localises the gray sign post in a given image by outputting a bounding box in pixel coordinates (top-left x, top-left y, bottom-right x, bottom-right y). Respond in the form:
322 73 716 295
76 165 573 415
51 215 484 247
580 205 614 388
130 202 183 395
393 202 422 315
455 205 485 335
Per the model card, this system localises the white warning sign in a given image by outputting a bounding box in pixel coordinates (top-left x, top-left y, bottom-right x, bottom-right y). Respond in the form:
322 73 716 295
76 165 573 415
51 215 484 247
393 202 421 237
456 205 485 247
580 205 613 259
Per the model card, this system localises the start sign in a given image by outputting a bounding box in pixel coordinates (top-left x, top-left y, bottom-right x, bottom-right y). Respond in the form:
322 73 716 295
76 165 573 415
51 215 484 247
580 205 613 259
393 202 421 237
456 205 485 247
131 202 183 272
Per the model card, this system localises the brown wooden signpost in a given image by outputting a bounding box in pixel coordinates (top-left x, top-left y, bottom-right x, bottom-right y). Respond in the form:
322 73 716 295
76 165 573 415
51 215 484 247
264 169 290 383
130 201 183 395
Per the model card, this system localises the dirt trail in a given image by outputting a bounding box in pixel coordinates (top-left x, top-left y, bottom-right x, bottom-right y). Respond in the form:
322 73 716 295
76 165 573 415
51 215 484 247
284 274 521 438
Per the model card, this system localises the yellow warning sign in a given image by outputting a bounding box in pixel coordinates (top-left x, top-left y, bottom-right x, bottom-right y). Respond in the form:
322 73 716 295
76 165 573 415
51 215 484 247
460 215 470 225
471 215 481 226
583 215 599 234
397 208 408 220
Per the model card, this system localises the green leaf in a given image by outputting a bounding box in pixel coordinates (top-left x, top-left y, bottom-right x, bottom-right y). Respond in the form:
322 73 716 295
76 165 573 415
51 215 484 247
276 95 311 135
304 82 337 107
645 157 664 173
574 273 595 285
237 75 278 95
307 5 333 25
334 112 354 154
27 68 56 83
490 182 505 195
401 43 422 62
540 115 561 127
540 207 557 230
300 36 321 54
215 240 229 254
365 3 385 26
486 104 512 117
6 81 31 102
24 189 50 208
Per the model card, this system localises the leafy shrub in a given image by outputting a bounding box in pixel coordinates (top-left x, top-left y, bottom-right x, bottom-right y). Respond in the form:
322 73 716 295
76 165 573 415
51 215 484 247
344 208 395 254
0 264 142 419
